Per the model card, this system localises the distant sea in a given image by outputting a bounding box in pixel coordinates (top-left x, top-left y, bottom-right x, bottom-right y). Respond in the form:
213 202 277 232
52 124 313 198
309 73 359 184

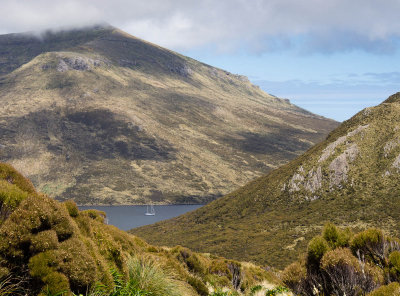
78 205 204 231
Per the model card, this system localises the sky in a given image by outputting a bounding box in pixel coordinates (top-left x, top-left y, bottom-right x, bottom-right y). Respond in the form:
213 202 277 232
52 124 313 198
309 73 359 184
1 0 400 121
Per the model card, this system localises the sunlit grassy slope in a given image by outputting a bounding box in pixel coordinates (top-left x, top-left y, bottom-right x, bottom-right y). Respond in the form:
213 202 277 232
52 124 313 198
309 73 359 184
132 93 400 269
0 25 337 205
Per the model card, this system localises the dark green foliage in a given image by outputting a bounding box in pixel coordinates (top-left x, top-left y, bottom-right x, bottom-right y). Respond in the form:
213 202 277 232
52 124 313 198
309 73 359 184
323 223 351 248
307 236 329 269
0 163 36 195
40 272 70 296
30 230 59 253
351 228 387 266
389 251 400 281
64 201 79 218
0 180 28 222
187 275 208 296
265 286 289 296
82 210 107 223
367 282 400 296
249 285 262 294
282 262 306 295
0 163 36 223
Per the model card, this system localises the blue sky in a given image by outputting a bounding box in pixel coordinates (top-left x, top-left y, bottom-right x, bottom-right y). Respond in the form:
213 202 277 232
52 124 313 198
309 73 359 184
182 48 400 121
1 0 400 121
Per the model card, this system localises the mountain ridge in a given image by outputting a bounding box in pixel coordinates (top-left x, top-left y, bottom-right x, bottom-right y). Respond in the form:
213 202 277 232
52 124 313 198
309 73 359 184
0 25 337 205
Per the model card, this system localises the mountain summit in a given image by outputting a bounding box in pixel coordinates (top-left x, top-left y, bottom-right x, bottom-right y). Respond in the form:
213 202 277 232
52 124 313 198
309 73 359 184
0 25 337 204
132 93 400 268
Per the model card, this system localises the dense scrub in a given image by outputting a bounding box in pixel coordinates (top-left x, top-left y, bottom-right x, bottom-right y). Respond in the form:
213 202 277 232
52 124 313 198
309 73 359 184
0 163 279 295
282 223 400 295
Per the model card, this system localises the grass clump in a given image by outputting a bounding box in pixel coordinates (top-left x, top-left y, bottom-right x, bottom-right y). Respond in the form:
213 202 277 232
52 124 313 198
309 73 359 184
124 255 182 296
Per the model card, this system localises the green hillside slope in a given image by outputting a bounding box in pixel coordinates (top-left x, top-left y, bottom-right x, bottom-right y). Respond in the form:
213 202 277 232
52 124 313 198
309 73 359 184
0 25 337 205
132 93 400 269
0 162 280 296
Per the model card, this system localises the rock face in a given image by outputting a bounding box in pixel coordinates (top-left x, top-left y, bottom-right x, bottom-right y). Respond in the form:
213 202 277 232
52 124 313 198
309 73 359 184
132 93 400 269
0 25 337 205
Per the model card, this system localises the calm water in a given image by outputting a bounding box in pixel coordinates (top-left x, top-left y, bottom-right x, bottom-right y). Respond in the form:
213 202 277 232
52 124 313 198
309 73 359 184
78 205 204 231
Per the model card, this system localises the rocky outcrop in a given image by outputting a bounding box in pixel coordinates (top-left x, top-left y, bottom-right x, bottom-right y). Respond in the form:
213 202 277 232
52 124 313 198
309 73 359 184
304 166 322 193
168 63 192 77
56 56 106 72
319 125 368 162
285 126 366 197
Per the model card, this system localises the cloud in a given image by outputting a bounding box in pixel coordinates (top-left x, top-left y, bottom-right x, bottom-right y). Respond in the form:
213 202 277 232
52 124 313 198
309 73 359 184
1 0 400 54
253 72 400 121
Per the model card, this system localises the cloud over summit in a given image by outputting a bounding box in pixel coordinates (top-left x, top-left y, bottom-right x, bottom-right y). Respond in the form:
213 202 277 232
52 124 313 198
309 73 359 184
1 0 400 54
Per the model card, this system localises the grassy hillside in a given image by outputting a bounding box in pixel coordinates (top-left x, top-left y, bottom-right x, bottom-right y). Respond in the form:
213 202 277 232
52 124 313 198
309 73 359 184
0 162 282 296
132 93 400 269
0 25 337 205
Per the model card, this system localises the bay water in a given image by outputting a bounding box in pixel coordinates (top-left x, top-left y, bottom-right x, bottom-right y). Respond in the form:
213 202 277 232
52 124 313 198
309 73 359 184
78 205 203 231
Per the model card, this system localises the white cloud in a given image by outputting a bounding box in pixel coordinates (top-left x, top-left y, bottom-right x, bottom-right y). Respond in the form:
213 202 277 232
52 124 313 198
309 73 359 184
1 0 400 54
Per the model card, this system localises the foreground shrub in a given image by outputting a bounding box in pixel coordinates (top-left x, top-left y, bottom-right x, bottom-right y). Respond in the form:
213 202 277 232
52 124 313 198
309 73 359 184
323 223 352 249
282 261 306 295
351 228 387 267
389 251 400 281
283 224 400 296
0 163 278 296
125 255 182 296
321 248 379 295
367 282 400 296
307 236 329 270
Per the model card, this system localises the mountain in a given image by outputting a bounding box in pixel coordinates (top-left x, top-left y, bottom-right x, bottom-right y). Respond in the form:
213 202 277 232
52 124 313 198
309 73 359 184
0 162 281 295
0 24 337 205
132 92 400 269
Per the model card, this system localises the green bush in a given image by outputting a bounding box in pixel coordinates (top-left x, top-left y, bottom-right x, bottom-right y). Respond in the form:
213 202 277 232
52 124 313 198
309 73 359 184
187 275 208 296
367 282 400 296
265 286 290 296
0 163 36 195
351 228 386 266
40 272 70 296
389 251 400 281
30 230 59 253
323 223 351 248
282 261 306 295
0 180 29 222
64 200 79 218
82 210 107 223
307 236 329 269
320 247 359 270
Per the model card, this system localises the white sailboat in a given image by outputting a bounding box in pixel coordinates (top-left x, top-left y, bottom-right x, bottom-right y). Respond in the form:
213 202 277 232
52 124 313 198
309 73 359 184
145 204 155 216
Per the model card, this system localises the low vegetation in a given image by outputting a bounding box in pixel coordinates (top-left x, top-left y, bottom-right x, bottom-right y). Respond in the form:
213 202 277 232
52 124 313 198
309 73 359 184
0 162 282 296
283 223 400 295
